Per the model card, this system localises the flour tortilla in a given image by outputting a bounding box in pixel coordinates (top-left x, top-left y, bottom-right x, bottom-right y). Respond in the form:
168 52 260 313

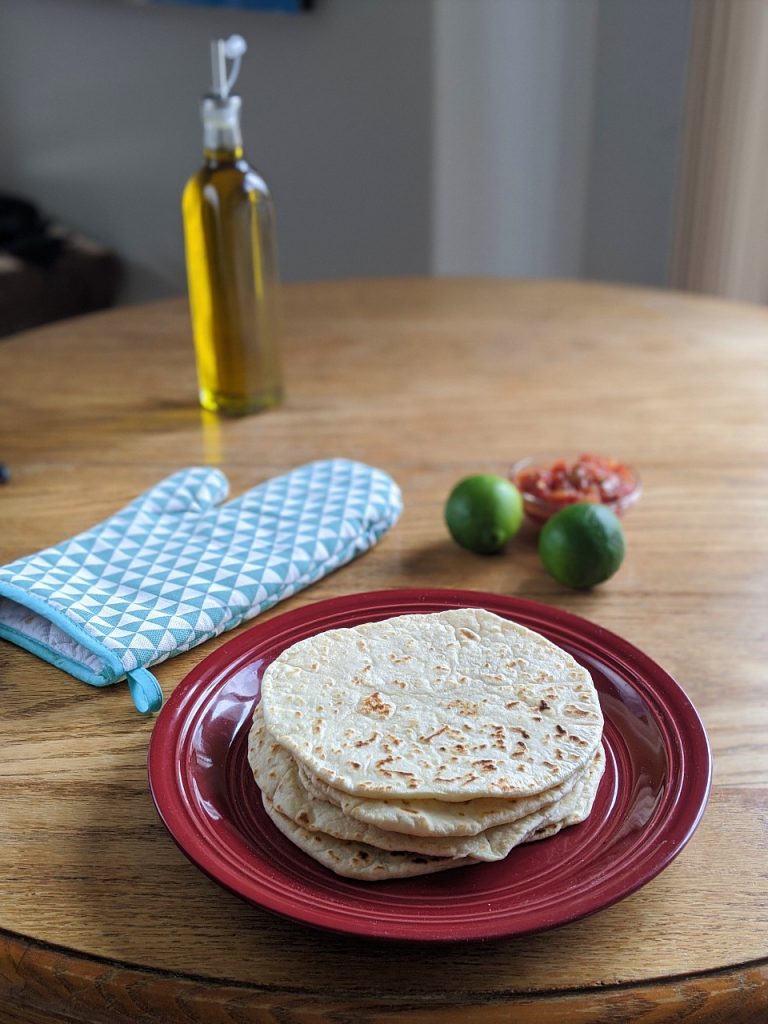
296 753 585 838
252 699 585 838
292 752 604 857
260 608 603 800
261 796 477 881
249 711 604 862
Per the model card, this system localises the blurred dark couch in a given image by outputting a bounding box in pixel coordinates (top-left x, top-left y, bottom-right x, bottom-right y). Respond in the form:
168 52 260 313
0 195 121 338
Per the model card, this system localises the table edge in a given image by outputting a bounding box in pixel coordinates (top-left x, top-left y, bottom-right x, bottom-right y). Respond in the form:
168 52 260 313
1 926 767 1024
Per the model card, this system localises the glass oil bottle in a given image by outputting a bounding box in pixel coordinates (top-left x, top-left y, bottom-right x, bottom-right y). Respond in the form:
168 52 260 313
183 35 283 416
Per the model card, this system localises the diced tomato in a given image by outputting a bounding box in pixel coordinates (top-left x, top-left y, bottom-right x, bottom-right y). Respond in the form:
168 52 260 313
515 454 636 509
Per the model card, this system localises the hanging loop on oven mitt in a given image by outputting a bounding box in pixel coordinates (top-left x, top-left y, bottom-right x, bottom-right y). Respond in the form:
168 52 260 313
0 459 402 714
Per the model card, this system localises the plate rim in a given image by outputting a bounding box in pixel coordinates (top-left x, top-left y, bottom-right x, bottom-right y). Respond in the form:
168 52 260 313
148 587 713 943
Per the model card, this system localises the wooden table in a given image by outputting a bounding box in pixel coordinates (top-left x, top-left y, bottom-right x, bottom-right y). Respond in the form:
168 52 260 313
0 278 766 1023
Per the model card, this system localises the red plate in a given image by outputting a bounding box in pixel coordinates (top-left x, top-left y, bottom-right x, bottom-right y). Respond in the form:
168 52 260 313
148 589 711 942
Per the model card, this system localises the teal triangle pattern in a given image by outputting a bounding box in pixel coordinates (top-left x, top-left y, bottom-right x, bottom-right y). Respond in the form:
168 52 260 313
0 459 402 681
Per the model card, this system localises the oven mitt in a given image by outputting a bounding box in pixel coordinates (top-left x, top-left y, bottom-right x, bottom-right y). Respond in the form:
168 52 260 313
0 458 402 714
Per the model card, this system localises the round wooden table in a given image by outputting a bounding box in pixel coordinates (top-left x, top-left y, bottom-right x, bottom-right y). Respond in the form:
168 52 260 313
0 279 766 1023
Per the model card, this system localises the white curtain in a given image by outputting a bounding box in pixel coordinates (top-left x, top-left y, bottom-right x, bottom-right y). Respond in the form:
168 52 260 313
672 0 768 303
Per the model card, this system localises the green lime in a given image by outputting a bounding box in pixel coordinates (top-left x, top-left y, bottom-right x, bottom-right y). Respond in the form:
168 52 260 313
445 474 523 554
539 503 625 589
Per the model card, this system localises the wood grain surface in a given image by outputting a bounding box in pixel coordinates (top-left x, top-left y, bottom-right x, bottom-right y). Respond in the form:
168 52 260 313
0 278 766 1023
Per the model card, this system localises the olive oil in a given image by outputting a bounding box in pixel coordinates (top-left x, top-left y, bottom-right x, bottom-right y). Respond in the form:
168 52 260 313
183 37 283 416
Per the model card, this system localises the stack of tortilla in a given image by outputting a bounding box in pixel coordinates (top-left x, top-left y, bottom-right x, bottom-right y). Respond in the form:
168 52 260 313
248 608 605 881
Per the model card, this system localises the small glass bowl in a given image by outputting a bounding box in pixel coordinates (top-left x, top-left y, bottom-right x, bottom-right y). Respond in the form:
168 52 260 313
510 454 642 526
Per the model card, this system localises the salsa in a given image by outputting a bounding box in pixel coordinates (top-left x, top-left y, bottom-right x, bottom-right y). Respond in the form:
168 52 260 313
513 453 638 522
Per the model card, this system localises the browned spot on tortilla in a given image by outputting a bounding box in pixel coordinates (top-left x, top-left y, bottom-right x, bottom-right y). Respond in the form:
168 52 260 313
539 699 550 711
419 724 449 743
359 692 393 718
489 725 506 750
447 699 479 716
473 759 497 772
555 723 567 736
436 770 476 784
458 628 479 640
388 653 412 664
565 704 594 718
354 732 380 748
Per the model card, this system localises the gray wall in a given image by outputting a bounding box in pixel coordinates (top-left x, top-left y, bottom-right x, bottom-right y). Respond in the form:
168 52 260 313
0 0 433 302
433 0 599 278
0 0 691 303
433 0 691 284
582 0 692 285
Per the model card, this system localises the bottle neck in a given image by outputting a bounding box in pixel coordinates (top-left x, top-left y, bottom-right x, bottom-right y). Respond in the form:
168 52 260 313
203 142 244 165
201 95 244 164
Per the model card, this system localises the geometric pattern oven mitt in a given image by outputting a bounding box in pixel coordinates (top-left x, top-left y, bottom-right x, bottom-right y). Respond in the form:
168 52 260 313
0 458 402 714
